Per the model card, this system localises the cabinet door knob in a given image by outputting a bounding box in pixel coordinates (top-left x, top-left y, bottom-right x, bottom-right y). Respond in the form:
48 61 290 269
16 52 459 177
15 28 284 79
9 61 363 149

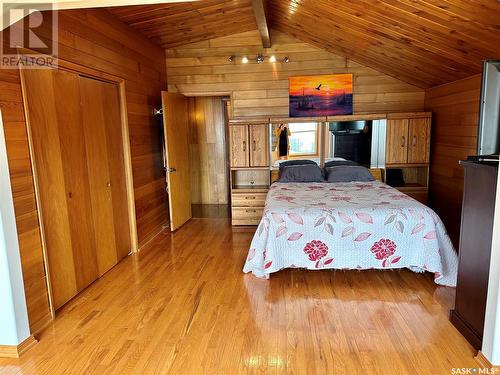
242 140 246 151
401 136 406 147
413 136 417 147
253 140 256 151
106 181 111 187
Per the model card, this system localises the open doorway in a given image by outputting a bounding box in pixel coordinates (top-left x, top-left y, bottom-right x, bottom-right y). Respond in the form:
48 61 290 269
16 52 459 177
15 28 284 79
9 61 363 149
187 96 231 218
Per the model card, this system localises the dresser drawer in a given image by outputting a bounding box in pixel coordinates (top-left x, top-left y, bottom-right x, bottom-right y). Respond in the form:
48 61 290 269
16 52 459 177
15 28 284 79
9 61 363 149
398 188 428 204
231 192 267 207
231 207 264 226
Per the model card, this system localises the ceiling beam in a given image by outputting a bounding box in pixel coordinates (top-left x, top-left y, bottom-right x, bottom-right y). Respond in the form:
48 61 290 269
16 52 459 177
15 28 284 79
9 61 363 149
251 0 271 48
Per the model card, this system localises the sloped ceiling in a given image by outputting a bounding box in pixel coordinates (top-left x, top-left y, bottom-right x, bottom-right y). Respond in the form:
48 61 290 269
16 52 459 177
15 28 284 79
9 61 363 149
108 0 257 49
109 0 500 88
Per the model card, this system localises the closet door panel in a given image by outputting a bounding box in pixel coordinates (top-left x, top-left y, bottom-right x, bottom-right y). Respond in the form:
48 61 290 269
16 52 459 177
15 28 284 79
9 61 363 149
408 117 431 164
249 124 269 167
386 119 409 165
22 68 78 309
101 82 131 260
79 76 118 276
53 70 99 291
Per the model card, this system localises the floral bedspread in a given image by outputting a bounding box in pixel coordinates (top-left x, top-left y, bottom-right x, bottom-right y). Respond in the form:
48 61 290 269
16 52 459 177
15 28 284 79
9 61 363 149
243 181 458 286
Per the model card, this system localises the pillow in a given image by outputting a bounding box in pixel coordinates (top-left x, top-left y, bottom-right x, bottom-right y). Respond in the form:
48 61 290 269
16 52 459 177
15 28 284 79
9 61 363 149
325 166 374 183
278 159 317 172
324 159 359 168
279 164 325 183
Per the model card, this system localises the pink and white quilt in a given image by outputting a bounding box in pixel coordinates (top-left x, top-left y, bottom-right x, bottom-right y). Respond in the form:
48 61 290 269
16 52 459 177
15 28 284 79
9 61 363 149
243 181 458 286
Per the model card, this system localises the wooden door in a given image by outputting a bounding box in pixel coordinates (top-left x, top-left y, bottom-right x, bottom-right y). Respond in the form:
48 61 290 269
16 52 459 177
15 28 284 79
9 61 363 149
22 68 98 309
249 124 269 167
80 76 130 275
229 125 249 167
161 92 192 231
386 119 409 165
408 117 431 164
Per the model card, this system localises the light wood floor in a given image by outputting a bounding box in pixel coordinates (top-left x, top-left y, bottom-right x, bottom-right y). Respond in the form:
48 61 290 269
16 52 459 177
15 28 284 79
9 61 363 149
0 219 478 374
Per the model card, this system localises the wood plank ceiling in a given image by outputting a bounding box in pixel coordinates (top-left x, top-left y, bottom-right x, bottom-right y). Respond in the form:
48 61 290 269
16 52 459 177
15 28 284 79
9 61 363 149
107 0 257 49
108 0 500 88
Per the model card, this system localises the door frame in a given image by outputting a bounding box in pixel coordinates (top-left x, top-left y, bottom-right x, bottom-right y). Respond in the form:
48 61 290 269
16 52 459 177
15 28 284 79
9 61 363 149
17 49 138 319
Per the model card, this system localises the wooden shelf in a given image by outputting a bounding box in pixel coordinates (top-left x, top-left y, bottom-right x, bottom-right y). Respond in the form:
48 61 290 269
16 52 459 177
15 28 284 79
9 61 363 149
230 167 270 171
386 163 429 168
395 184 428 191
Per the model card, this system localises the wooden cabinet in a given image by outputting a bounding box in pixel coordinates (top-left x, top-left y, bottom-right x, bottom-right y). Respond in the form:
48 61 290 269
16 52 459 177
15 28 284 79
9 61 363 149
231 189 268 226
22 68 131 310
386 119 409 165
229 125 249 168
249 124 269 167
385 113 432 203
386 113 431 165
229 122 269 168
408 117 431 164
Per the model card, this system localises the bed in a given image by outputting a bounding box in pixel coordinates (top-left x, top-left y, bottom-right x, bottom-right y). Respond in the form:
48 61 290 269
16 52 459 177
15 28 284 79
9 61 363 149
243 180 458 286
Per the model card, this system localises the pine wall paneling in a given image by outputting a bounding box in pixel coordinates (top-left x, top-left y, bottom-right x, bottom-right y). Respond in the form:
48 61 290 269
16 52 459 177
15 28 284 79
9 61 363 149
0 8 167 332
424 74 481 247
165 30 425 118
188 97 229 205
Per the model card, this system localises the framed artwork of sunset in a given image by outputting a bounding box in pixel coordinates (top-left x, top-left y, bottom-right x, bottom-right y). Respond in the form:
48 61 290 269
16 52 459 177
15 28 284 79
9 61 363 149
289 74 353 117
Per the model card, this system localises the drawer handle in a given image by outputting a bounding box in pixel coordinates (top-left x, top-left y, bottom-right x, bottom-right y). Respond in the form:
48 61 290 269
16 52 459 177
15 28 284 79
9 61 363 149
245 196 256 200
242 140 246 151
245 209 257 213
401 136 406 147
253 140 256 151
412 135 417 147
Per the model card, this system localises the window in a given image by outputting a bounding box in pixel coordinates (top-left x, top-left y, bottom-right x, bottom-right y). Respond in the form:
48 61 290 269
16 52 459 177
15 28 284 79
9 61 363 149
288 123 318 156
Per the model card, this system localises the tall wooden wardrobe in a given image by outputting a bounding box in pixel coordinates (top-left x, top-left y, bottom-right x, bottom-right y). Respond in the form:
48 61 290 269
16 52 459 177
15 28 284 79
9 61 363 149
21 67 131 310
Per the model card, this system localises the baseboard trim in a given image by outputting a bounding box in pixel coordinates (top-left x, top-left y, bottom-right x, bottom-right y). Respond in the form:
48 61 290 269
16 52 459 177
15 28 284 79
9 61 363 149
0 335 37 358
475 351 499 369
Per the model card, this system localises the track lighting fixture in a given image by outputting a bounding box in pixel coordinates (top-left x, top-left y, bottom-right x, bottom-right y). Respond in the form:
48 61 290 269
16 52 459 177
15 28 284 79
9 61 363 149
226 54 289 64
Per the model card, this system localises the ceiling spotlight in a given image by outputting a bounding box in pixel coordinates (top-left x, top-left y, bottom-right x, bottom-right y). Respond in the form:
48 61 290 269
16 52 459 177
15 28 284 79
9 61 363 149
242 56 249 64
256 54 264 64
283 56 290 63
228 55 235 63
269 55 277 63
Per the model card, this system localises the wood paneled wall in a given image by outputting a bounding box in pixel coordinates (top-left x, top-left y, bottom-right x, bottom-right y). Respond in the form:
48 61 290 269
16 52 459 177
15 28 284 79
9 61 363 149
0 8 167 332
188 97 228 204
166 30 425 118
424 75 482 247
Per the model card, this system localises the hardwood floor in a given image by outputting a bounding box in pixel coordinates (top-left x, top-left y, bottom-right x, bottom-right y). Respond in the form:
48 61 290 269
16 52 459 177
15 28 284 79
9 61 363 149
0 218 477 374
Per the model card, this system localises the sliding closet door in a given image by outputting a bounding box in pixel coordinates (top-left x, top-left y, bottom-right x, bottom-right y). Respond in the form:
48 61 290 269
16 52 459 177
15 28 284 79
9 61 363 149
22 68 99 309
79 76 130 275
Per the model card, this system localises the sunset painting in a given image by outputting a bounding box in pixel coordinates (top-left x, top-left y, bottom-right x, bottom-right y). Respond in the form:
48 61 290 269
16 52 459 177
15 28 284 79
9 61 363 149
289 74 353 117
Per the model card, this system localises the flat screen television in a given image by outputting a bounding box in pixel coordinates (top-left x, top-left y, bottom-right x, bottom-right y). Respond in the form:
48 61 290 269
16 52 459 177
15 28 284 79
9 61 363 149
477 60 500 158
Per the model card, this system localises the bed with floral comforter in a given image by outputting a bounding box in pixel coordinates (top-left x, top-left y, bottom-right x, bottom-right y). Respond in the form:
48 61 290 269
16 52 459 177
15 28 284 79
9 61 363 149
243 181 458 286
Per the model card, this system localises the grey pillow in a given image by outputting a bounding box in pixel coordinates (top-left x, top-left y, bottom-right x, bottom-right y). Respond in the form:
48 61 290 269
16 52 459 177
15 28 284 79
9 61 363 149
279 164 325 183
278 159 317 172
325 166 374 182
324 160 359 168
